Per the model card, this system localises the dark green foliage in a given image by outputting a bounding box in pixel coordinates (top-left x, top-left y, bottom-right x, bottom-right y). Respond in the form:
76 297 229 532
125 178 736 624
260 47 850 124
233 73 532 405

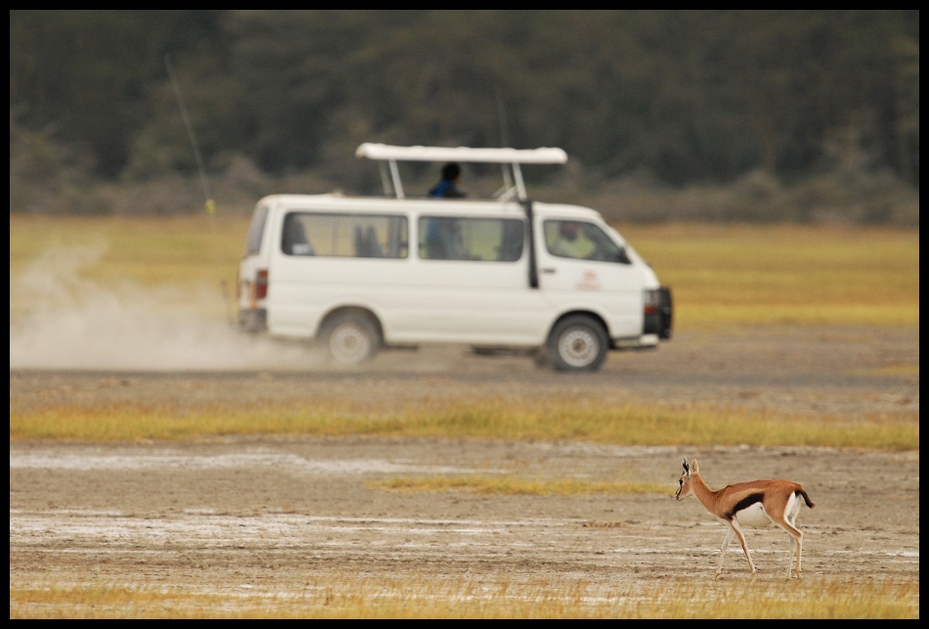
9 10 920 212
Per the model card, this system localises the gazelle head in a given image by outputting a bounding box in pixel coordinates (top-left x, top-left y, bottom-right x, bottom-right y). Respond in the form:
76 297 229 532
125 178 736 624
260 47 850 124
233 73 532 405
675 457 698 500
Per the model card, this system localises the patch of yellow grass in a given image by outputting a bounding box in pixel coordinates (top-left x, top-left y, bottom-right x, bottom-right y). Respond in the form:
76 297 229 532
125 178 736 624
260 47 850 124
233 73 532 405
9 397 918 451
369 476 667 496
10 217 919 329
619 223 919 328
859 364 920 377
9 214 246 288
9 577 919 618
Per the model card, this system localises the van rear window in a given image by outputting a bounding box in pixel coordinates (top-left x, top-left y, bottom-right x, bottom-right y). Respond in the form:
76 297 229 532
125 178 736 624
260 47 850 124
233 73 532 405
245 204 269 255
282 212 408 258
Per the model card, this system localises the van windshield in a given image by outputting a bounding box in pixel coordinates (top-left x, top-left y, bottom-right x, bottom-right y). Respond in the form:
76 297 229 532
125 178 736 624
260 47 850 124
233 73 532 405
543 220 630 263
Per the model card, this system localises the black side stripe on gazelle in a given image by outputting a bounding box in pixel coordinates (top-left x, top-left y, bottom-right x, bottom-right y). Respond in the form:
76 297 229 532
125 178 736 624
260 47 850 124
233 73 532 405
725 493 765 520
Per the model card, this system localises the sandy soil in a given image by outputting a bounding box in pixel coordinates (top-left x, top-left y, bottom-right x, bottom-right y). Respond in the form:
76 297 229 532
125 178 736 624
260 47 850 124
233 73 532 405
9 326 920 608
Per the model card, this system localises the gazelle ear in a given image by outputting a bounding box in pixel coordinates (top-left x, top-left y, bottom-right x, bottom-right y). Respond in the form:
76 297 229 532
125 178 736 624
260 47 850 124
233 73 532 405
690 459 699 473
681 457 690 473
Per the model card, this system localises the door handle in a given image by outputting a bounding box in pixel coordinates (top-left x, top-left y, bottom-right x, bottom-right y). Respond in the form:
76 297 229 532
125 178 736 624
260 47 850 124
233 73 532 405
541 267 556 274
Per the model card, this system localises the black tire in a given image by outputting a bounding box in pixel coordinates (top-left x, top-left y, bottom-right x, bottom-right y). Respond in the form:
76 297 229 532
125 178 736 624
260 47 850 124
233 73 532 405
320 312 380 366
545 315 608 372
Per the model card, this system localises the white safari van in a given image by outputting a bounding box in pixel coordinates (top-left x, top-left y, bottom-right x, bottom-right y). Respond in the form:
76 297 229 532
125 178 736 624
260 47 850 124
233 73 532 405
237 144 672 372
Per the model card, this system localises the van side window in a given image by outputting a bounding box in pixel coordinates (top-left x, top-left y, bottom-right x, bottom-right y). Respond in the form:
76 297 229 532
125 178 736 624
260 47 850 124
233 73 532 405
419 217 524 262
544 220 630 263
282 212 408 258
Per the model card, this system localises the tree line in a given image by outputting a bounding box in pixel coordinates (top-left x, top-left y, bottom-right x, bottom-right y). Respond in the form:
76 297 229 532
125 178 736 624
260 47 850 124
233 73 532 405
9 10 920 220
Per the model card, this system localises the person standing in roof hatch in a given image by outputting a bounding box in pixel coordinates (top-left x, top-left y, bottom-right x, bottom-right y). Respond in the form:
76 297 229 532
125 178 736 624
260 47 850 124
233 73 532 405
429 162 466 198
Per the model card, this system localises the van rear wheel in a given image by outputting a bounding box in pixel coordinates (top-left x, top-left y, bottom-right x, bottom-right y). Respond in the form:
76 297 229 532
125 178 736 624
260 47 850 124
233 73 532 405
320 313 380 366
546 315 608 372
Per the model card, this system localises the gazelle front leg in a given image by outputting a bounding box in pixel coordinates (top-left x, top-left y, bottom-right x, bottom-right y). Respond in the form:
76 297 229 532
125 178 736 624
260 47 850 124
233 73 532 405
714 526 735 580
715 522 756 580
727 518 756 579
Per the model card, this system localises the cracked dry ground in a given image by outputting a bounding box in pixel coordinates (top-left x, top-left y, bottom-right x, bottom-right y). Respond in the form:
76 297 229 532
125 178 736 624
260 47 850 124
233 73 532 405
10 326 919 602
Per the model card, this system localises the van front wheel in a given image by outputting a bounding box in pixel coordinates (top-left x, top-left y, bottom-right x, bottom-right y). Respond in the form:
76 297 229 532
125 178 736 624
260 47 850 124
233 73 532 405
546 316 608 372
320 313 380 366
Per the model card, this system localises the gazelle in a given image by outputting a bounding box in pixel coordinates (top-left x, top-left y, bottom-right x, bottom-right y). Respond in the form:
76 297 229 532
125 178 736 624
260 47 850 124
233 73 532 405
675 458 815 580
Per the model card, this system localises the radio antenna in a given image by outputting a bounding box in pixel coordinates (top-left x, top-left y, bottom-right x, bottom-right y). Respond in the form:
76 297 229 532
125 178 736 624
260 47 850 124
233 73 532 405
165 55 215 217
165 55 234 325
495 86 510 147
495 86 514 193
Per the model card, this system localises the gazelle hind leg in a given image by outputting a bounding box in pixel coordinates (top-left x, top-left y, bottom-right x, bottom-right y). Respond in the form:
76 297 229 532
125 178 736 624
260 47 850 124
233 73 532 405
775 518 803 579
784 495 803 579
794 530 803 578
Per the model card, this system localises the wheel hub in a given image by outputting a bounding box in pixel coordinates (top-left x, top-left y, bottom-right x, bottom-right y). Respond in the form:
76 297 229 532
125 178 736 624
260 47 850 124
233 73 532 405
560 329 598 366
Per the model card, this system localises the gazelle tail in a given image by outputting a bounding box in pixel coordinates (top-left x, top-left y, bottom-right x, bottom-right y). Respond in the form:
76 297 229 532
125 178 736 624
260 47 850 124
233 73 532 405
796 488 815 509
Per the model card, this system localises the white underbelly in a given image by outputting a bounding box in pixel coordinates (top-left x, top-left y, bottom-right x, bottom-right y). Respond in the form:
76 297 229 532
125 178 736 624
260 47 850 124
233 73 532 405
733 502 772 527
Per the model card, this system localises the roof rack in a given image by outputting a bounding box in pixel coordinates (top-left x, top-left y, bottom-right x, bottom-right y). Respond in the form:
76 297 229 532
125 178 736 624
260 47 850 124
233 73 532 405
355 143 568 201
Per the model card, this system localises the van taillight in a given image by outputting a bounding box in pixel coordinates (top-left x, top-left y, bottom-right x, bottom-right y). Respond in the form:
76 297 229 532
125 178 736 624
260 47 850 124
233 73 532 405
643 289 658 315
255 270 269 299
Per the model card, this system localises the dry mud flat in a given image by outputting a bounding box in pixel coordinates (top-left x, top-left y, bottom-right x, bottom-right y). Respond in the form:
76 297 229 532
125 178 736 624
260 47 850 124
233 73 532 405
9 326 920 610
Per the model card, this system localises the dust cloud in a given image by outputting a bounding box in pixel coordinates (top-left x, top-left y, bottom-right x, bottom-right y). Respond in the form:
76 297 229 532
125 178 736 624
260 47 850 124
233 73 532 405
9 243 319 371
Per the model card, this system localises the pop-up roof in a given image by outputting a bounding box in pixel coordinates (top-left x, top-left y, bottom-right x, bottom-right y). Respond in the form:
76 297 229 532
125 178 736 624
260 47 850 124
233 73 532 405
356 143 568 201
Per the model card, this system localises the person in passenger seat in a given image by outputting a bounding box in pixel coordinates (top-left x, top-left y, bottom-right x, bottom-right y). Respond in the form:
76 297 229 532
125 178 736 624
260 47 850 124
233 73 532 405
429 162 467 198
